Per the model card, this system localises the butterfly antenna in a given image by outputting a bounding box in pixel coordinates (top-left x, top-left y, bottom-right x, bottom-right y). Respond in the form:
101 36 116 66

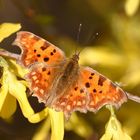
75 23 82 55
126 92 140 103
77 23 82 44
88 32 99 44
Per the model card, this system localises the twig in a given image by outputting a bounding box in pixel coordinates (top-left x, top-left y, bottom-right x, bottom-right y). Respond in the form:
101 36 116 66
0 50 20 60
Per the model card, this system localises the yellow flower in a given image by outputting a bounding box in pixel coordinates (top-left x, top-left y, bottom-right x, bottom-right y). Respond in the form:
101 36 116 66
100 106 132 140
0 23 64 140
0 23 21 42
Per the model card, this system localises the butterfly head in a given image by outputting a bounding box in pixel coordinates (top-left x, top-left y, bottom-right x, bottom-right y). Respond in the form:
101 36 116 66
71 52 80 63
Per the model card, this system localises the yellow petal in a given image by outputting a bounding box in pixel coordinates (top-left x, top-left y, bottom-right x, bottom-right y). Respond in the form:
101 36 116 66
0 68 9 111
0 93 17 119
6 68 34 118
100 106 132 140
49 109 64 140
0 23 21 42
0 57 17 119
32 117 51 140
7 59 28 78
125 0 140 16
28 107 49 123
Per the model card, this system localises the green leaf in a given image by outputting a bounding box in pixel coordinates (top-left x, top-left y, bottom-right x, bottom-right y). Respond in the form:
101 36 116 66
0 23 21 42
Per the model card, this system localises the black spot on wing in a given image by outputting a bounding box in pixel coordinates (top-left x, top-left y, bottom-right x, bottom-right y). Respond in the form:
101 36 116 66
91 73 94 76
74 87 78 91
44 57 49 62
42 67 46 71
80 89 84 93
98 75 106 86
89 76 92 79
37 54 41 57
47 71 51 75
99 90 102 93
53 49 56 53
40 42 50 51
50 52 54 55
93 89 97 93
85 82 90 88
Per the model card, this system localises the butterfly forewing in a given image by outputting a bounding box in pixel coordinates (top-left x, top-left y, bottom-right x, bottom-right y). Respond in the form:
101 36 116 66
80 67 128 112
13 31 66 103
13 31 66 67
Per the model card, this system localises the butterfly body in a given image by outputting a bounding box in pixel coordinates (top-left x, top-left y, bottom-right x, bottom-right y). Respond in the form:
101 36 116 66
54 55 79 94
44 54 80 106
13 31 128 118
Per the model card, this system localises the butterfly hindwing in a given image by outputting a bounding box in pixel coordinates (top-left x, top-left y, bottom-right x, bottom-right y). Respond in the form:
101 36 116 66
13 31 66 67
26 63 62 103
52 77 88 118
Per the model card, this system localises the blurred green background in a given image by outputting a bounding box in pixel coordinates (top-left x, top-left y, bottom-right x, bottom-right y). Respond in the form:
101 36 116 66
1 0 140 140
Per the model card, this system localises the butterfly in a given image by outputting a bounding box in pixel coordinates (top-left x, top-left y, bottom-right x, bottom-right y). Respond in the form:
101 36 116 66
10 31 139 118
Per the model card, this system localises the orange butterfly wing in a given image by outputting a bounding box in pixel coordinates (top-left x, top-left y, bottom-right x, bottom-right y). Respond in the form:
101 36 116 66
13 31 66 103
52 77 88 118
13 31 128 117
52 66 128 118
26 63 63 103
13 31 66 67
80 67 128 112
